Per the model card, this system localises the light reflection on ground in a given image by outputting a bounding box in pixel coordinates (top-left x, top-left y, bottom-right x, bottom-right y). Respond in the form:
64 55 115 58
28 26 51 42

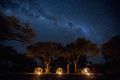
0 73 105 80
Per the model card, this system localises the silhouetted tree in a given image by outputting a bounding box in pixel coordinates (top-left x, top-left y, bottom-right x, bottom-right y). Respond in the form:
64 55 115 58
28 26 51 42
0 44 17 60
0 15 35 44
0 44 37 73
26 42 62 73
102 36 120 75
67 38 99 73
0 44 17 72
0 15 36 73
59 49 71 73
102 35 120 62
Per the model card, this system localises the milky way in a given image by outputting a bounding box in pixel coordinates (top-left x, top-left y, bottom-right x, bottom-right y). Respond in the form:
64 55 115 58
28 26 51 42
0 0 120 45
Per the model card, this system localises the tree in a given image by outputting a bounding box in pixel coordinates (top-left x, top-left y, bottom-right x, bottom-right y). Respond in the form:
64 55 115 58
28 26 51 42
102 35 120 62
59 49 71 74
0 15 36 73
0 44 17 72
26 42 62 73
0 44 17 59
102 35 120 75
0 15 35 44
67 38 99 73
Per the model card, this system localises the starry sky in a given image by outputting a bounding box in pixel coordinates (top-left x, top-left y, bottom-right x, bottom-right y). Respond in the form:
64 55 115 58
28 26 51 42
0 0 120 63
1 0 120 45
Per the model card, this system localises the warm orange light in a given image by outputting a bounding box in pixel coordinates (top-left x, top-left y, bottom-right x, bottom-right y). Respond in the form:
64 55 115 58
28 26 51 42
84 68 88 72
86 72 90 76
56 67 63 75
57 72 62 75
34 67 43 75
81 67 91 76
37 72 41 75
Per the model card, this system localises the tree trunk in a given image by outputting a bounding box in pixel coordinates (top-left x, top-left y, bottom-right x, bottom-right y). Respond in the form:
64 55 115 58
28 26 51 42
74 56 79 73
44 58 51 73
74 63 77 73
45 63 49 73
67 63 70 74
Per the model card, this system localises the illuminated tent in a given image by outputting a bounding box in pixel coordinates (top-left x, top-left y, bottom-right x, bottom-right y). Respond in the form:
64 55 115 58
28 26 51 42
34 67 43 74
56 67 63 75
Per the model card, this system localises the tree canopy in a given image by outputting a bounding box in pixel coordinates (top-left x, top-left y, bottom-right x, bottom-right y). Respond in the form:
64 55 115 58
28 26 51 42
0 15 36 43
102 35 120 62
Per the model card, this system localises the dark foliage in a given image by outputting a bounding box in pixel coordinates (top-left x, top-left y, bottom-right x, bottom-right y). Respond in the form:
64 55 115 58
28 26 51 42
0 15 36 44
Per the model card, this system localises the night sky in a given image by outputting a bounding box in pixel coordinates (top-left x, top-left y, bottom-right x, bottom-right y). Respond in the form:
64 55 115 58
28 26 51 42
0 0 120 64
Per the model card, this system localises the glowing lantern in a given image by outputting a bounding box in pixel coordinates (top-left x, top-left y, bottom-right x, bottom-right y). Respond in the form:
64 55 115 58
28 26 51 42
56 67 63 75
81 67 91 76
34 67 43 75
